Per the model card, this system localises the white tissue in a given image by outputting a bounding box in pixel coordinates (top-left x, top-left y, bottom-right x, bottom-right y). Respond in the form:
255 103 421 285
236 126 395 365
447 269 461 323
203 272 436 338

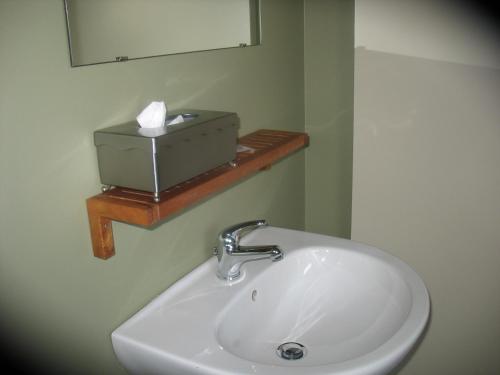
166 114 185 126
136 101 167 128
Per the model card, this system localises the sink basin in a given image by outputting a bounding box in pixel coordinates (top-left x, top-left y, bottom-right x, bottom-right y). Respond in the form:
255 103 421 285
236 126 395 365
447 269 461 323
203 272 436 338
112 227 429 375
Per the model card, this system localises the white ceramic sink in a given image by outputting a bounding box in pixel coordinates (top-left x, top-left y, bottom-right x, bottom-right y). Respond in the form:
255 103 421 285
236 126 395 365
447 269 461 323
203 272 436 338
112 227 429 375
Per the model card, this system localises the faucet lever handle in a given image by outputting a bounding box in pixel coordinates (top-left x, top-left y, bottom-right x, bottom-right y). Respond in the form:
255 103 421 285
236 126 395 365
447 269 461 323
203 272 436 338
219 219 267 243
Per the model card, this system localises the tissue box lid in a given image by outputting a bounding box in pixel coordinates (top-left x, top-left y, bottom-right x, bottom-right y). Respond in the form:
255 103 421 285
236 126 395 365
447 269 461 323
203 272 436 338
94 109 238 140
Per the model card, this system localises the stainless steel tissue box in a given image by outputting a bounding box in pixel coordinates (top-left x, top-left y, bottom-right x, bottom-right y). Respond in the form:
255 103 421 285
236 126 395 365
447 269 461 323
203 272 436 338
94 109 239 199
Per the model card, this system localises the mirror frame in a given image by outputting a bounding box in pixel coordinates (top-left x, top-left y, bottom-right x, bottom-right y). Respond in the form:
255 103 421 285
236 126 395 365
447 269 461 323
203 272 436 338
63 0 261 67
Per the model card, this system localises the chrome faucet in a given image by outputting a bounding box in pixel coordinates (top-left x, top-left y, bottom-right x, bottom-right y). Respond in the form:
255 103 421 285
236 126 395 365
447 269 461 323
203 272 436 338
213 220 283 281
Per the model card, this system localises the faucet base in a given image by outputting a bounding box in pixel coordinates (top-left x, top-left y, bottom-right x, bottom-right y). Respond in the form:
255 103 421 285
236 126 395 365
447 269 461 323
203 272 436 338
217 271 241 281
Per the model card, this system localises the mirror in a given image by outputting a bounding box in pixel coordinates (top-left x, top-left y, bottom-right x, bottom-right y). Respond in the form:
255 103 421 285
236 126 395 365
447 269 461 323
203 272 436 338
64 0 261 67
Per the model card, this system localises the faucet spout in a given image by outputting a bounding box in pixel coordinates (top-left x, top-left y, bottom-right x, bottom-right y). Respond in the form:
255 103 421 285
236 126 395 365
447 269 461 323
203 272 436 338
234 244 283 260
214 220 283 281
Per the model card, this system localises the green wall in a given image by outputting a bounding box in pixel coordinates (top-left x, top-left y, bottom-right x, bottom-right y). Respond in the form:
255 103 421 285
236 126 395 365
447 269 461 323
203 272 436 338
0 0 306 372
304 0 354 238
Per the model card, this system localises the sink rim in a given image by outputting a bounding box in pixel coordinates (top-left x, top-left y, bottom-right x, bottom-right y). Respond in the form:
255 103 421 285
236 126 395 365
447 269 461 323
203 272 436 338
111 226 430 375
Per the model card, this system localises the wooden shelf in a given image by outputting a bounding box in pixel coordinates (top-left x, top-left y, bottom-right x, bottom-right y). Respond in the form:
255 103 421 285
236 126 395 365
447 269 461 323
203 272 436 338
86 129 309 259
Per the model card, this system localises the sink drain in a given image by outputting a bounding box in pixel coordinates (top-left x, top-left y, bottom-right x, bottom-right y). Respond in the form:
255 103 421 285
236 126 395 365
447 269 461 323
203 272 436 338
276 342 306 360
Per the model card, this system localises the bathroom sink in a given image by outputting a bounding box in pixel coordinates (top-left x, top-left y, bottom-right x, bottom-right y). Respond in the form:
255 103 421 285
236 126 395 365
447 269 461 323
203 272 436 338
112 227 429 375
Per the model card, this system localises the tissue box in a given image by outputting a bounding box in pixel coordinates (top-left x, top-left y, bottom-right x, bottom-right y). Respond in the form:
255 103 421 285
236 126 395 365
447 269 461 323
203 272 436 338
94 109 239 197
